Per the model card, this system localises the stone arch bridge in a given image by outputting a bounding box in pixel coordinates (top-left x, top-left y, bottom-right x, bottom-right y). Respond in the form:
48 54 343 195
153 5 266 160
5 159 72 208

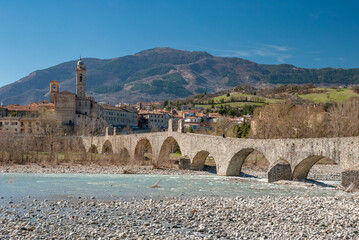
81 131 359 187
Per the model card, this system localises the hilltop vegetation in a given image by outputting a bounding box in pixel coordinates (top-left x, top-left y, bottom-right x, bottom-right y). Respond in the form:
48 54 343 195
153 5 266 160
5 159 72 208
1 47 359 105
193 84 359 105
263 64 359 85
298 88 358 103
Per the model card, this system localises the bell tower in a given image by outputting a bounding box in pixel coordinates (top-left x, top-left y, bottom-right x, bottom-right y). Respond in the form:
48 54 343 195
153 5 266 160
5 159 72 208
49 80 59 103
76 58 86 98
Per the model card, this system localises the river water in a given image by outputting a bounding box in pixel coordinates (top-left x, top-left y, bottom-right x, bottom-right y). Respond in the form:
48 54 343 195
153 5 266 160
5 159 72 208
0 173 345 204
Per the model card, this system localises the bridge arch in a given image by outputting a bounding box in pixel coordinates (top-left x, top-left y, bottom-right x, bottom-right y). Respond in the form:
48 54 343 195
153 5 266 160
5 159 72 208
88 144 98 154
191 150 216 171
101 140 113 154
226 148 270 177
134 138 153 164
292 155 339 181
158 137 183 167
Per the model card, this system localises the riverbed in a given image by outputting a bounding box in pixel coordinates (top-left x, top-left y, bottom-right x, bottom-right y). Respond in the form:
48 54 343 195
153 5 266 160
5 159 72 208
0 166 356 239
0 172 343 204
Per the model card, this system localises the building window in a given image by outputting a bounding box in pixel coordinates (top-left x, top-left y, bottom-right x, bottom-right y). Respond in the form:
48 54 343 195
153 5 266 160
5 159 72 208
80 74 83 82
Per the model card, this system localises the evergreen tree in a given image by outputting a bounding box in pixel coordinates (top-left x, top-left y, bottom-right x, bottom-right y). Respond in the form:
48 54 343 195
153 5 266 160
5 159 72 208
162 99 169 108
188 126 194 133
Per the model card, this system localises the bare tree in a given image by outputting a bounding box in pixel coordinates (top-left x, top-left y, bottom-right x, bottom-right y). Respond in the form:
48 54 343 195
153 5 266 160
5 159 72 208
249 101 327 139
327 98 359 137
211 118 238 138
76 117 107 136
37 111 63 163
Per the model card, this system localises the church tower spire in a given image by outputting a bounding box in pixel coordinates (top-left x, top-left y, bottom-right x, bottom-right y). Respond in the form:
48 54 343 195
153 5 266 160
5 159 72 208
76 58 86 98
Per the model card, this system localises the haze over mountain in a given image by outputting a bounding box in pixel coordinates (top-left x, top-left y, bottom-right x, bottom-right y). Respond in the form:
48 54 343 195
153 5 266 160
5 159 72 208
1 47 359 105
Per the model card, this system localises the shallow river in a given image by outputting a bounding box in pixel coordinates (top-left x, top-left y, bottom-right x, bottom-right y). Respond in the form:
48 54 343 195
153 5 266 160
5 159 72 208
0 173 345 204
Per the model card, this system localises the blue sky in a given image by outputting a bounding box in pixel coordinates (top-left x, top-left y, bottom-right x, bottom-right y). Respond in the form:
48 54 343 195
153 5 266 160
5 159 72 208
0 0 358 87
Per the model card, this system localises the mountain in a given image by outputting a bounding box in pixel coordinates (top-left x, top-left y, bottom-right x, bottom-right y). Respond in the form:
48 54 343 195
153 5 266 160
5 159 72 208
1 47 359 105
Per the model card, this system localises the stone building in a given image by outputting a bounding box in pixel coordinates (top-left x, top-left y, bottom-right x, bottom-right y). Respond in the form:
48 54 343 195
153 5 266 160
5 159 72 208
0 117 21 133
139 111 168 129
101 104 138 128
50 59 102 126
0 101 54 134
138 110 182 130
6 102 54 118
0 117 42 134
0 59 104 134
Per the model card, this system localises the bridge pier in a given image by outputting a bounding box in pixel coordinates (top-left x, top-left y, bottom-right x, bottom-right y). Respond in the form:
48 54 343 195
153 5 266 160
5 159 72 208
341 170 359 190
267 163 292 183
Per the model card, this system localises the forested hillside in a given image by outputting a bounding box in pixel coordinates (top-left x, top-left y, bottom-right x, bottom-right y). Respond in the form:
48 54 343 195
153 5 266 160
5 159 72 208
0 47 358 105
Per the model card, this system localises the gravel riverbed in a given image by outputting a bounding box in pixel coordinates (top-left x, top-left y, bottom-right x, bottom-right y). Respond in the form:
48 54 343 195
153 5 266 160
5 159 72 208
0 164 351 239
0 164 343 181
1 196 359 239
0 164 213 176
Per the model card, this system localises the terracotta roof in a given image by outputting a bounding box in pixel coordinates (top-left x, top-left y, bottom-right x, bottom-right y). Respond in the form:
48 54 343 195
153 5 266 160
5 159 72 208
195 113 207 117
208 113 223 118
6 102 54 112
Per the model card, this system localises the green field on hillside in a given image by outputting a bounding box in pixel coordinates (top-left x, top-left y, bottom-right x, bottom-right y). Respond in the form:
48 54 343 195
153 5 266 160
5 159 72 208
195 102 266 109
211 92 279 103
195 92 279 109
299 88 359 103
194 88 359 109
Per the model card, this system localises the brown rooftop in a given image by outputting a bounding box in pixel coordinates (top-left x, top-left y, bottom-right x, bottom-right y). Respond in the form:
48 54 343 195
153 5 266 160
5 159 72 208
6 102 54 112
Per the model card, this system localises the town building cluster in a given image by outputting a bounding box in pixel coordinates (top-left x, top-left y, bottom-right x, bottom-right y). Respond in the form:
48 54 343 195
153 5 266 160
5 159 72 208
0 59 249 135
